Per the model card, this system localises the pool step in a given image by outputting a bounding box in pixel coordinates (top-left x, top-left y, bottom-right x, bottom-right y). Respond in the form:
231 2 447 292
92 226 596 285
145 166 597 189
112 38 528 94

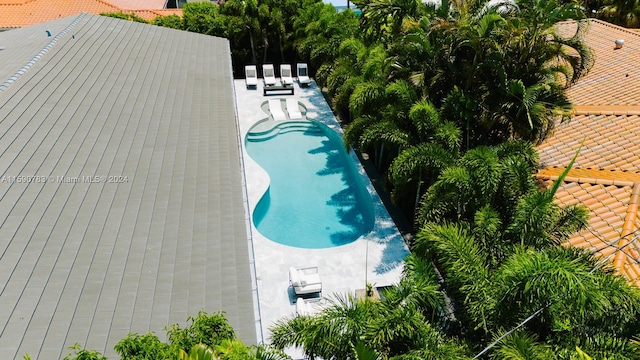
246 121 322 142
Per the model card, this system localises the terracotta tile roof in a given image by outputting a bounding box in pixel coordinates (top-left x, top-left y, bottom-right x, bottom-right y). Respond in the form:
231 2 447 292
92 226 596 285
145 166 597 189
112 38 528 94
538 114 640 172
535 114 640 285
535 177 640 286
107 0 168 9
536 19 640 286
0 0 182 28
557 19 640 107
536 114 640 285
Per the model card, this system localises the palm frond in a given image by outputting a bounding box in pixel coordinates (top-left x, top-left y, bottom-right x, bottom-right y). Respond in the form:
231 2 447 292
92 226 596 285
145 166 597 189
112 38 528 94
359 120 411 150
490 331 553 360
349 81 386 116
388 142 455 188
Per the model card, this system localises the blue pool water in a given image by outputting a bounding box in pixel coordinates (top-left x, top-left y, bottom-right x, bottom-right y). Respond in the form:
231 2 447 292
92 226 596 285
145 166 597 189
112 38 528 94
245 120 375 248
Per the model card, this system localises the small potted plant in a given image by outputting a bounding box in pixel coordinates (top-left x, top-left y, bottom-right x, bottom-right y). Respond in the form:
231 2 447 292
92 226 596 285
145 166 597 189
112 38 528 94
366 282 375 297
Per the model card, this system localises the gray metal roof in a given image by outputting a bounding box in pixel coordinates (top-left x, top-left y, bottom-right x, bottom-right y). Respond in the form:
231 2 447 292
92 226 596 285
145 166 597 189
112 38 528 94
0 13 255 359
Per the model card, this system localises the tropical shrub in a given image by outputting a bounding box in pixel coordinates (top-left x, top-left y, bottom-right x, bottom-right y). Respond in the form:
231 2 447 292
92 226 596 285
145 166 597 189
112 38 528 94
114 332 172 359
167 311 236 354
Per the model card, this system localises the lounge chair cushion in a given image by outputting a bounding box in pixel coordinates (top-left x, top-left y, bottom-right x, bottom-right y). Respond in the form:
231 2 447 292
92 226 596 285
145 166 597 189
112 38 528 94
298 271 307 285
290 266 322 295
281 64 293 85
304 272 320 285
297 63 311 85
289 267 300 287
263 64 277 86
245 65 258 86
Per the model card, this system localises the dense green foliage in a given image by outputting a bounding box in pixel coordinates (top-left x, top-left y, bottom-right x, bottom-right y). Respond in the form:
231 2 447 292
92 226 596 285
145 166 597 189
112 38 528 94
114 333 173 359
166 311 236 354
271 255 471 359
589 0 640 27
36 312 288 360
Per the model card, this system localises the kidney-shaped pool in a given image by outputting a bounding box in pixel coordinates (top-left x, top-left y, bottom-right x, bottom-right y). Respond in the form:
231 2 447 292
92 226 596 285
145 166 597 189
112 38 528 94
245 119 374 248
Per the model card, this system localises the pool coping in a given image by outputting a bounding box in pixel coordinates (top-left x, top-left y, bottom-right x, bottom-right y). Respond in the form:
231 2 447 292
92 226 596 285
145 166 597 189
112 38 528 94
233 79 409 347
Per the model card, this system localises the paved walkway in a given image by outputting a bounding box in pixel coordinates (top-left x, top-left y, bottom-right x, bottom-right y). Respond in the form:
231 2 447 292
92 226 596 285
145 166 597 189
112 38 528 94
233 79 409 346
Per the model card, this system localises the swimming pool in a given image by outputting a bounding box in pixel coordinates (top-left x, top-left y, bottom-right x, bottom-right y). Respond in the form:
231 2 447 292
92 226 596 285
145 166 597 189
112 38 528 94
245 119 375 248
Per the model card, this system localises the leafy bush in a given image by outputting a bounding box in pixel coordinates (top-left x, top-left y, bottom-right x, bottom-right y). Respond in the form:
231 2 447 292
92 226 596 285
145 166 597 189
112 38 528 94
153 15 184 30
167 311 236 354
62 343 108 360
114 333 172 359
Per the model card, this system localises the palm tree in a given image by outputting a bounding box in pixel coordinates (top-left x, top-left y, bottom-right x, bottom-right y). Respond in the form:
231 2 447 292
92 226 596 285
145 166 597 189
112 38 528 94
341 60 419 172
388 142 456 216
293 1 359 72
270 294 380 359
414 222 495 336
391 0 593 144
386 100 460 204
252 344 292 360
492 246 640 353
415 146 502 225
504 190 587 248
353 0 424 42
414 138 543 228
270 274 468 359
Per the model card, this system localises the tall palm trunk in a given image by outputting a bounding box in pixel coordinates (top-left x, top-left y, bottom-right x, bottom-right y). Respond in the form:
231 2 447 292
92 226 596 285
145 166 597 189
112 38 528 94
263 37 269 63
377 143 385 169
414 170 423 216
248 28 256 64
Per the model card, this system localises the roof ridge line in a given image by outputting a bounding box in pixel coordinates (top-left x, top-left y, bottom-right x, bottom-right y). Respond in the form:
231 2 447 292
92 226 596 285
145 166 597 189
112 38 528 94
536 172 637 187
613 183 640 270
573 105 640 116
0 12 87 92
1 0 38 6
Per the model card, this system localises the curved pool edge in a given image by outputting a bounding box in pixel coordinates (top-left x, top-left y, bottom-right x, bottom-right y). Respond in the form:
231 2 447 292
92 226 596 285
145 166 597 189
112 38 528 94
239 99 408 256
245 119 376 249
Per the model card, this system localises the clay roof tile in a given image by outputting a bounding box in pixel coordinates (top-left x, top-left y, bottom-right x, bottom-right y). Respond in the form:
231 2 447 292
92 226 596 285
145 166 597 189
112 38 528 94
0 0 182 27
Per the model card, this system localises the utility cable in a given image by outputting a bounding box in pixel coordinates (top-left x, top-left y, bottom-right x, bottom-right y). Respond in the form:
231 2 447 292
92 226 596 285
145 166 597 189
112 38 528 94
473 225 640 358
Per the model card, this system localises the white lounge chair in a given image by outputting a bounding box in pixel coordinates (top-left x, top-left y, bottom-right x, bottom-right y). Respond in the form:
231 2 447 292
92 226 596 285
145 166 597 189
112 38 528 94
245 65 258 87
262 64 277 86
286 98 303 120
280 64 293 85
297 63 311 87
268 99 286 121
289 266 322 296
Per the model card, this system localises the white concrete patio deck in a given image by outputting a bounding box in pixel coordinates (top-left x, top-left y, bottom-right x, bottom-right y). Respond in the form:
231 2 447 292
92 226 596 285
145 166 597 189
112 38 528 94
233 78 409 345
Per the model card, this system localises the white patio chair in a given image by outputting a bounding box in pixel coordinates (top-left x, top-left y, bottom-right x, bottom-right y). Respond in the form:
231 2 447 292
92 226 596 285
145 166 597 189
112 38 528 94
262 64 277 86
280 64 293 85
268 99 286 121
289 266 322 296
245 65 258 87
296 63 311 87
286 98 303 120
